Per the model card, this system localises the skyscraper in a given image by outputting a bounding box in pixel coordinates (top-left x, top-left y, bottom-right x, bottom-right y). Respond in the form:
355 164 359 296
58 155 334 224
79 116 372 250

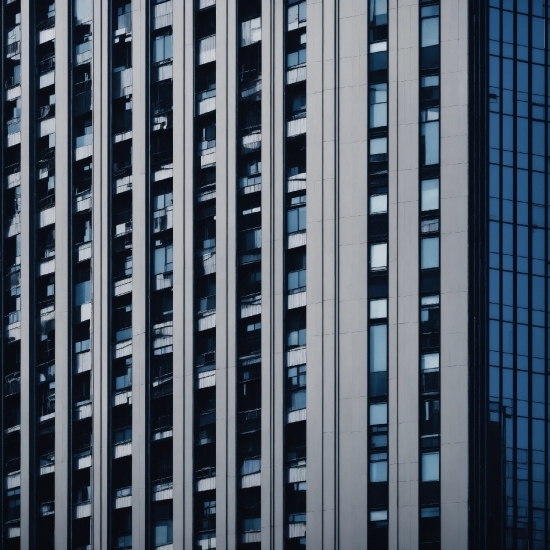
0 0 548 549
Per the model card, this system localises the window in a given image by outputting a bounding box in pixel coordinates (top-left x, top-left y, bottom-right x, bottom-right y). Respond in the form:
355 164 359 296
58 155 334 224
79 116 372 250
370 136 387 163
421 451 439 482
420 6 439 47
420 120 439 165
421 352 439 372
154 520 173 546
154 190 173 211
154 244 173 274
421 237 439 269
241 17 261 46
369 0 388 26
153 34 173 64
370 299 387 320
369 83 387 128
287 206 306 233
241 458 261 476
370 452 388 482
287 315 306 348
369 324 387 371
370 242 387 271
370 193 388 214
288 269 306 292
288 1 306 31
370 509 388 523
421 179 439 211
369 402 387 425
75 280 91 305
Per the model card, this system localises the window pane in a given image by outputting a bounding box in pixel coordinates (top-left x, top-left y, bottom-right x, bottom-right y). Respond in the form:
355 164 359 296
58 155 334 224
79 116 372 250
421 179 439 211
421 17 439 47
421 352 439 371
370 242 387 270
369 83 387 128
370 459 388 482
370 324 387 371
421 237 439 269
370 402 387 425
370 136 387 155
370 194 388 214
421 121 439 165
370 299 387 320
421 452 440 482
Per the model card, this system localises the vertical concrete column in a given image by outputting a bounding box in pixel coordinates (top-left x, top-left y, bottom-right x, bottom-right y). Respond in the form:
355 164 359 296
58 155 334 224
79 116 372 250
93 0 109 545
439 0 469 548
54 1 71 547
387 1 399 547
216 0 238 547
172 0 186 547
266 0 286 547
182 0 195 547
306 0 339 547
131 0 149 547
393 2 421 549
336 1 370 547
260 0 273 546
19 1 35 547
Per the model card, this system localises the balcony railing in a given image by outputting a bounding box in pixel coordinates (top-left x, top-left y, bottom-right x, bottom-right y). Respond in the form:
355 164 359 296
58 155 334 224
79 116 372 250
37 56 55 75
37 16 55 31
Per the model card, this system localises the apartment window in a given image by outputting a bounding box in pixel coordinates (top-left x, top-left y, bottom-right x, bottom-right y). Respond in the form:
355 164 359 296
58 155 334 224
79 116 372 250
421 451 439 482
420 178 439 211
370 193 388 214
287 1 306 31
370 242 387 271
369 83 388 128
288 268 306 292
369 0 388 26
420 6 439 47
287 315 306 348
75 280 91 305
369 324 387 371
370 136 387 163
420 120 439 166
370 452 388 482
370 298 387 320
421 352 439 393
421 237 439 269
287 205 306 233
370 402 387 425
154 244 173 274
153 33 173 64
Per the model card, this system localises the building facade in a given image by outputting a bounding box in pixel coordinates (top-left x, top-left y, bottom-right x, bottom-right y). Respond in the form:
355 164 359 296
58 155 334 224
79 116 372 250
0 0 548 549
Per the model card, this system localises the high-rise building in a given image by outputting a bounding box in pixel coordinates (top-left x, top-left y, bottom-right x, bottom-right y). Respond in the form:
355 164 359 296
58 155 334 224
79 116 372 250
0 0 548 549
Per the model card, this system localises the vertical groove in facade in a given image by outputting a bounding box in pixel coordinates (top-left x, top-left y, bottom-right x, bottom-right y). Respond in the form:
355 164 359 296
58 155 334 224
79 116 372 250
32 1 57 546
55 0 69 546
171 0 185 547
3 0 24 546
366 0 390 547
235 0 263 547
110 0 134 546
193 0 218 547
283 0 308 547
147 1 175 547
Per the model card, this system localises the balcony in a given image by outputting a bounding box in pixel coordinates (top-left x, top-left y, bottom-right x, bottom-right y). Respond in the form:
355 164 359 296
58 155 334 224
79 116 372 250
39 501 55 517
4 372 20 396
287 112 306 138
238 408 261 435
37 56 56 88
152 414 173 441
197 35 216 65
75 40 92 65
153 205 173 233
5 311 21 343
114 11 132 39
240 294 261 319
4 409 20 434
197 0 215 10
112 67 133 98
5 162 21 188
196 89 216 116
5 212 21 238
153 0 173 31
113 486 132 509
241 130 261 155
152 479 173 501
6 40 21 59
195 467 216 492
6 117 21 147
